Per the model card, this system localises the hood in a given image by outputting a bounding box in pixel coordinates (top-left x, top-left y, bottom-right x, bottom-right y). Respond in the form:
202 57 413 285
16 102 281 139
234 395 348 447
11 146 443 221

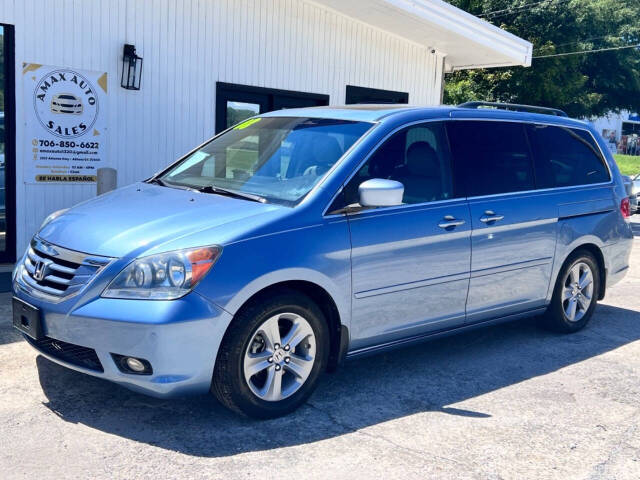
38 183 284 258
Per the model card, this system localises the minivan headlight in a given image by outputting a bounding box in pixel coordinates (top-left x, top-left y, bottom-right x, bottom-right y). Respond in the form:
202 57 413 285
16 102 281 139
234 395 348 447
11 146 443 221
102 246 221 300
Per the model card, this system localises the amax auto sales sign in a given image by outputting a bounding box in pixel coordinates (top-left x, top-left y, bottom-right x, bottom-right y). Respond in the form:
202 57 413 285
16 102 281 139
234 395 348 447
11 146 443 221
23 63 108 183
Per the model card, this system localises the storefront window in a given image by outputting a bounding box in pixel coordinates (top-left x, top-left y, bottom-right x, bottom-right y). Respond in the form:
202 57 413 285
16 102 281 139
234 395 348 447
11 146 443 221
216 82 329 134
0 25 7 254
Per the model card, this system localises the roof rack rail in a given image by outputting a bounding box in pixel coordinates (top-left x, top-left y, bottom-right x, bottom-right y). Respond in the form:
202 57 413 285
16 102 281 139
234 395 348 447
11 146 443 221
457 101 568 117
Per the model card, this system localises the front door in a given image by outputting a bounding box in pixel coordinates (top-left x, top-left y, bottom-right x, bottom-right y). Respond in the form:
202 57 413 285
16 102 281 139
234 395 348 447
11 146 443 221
343 122 471 350
447 120 557 322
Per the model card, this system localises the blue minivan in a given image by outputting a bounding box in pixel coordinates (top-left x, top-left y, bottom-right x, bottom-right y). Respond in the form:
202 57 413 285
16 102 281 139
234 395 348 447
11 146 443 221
13 103 633 418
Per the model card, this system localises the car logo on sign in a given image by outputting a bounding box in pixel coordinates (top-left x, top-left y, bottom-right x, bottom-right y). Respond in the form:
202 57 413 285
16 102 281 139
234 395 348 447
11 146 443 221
50 93 84 115
33 69 99 138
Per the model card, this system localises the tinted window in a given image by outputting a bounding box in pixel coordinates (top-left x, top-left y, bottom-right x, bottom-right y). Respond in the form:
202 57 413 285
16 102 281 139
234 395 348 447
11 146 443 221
447 121 534 197
528 125 610 188
343 122 455 205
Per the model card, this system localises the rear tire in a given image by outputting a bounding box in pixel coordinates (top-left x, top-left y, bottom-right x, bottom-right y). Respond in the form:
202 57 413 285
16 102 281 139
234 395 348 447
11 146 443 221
211 290 329 419
540 250 600 333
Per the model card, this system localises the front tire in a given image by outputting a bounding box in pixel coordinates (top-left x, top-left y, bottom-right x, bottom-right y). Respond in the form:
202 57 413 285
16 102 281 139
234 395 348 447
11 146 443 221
541 250 600 333
212 290 329 419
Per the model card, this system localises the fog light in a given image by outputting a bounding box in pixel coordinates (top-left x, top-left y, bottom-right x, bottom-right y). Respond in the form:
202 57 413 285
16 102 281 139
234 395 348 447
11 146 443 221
111 353 153 375
126 357 146 372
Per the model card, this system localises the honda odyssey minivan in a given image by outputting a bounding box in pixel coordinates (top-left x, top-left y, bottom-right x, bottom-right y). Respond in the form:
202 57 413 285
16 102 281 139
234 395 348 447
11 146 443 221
13 103 633 418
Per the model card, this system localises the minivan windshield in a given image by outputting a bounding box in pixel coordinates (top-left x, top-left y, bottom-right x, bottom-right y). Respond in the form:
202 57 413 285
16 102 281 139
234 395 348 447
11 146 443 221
158 117 372 205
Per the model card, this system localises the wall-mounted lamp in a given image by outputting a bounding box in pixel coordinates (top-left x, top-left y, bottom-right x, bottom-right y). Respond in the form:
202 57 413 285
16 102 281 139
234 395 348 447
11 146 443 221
121 44 143 90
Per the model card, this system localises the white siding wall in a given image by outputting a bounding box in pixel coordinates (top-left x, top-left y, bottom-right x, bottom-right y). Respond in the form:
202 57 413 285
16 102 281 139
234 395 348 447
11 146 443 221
0 0 444 258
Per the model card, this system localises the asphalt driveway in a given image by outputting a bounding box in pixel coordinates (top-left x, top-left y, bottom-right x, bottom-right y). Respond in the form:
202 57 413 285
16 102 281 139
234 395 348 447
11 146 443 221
2 223 640 479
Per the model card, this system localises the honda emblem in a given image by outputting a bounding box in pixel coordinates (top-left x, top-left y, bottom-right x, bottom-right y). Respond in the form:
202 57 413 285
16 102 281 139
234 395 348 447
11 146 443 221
33 260 49 281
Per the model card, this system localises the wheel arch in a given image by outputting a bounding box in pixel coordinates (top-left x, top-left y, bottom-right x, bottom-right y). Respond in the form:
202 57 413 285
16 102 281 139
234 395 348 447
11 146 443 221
557 243 607 300
225 280 348 372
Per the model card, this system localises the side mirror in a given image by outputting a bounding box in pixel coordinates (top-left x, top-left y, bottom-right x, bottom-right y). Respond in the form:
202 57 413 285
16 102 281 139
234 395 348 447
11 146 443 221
358 178 404 207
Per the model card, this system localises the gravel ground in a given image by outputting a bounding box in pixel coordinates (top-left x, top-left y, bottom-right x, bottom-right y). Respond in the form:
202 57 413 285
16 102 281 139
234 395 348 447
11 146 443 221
2 223 640 479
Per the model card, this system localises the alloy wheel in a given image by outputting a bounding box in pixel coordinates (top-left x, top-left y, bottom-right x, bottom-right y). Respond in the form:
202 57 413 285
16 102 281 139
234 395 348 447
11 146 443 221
562 261 594 322
243 312 316 402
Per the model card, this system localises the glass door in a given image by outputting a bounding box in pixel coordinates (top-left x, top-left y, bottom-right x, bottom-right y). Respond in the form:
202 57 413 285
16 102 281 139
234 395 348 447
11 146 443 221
0 24 15 263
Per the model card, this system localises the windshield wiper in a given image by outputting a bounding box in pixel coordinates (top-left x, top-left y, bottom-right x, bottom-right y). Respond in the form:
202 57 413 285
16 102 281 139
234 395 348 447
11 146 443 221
147 177 202 193
198 185 267 203
147 177 167 187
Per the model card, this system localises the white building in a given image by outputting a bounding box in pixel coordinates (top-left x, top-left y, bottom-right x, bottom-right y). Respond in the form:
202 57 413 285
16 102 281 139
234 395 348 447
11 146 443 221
588 111 640 154
0 0 531 265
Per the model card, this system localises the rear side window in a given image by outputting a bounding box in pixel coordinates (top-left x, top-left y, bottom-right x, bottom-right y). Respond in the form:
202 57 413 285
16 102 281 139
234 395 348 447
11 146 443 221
528 125 610 188
447 121 535 197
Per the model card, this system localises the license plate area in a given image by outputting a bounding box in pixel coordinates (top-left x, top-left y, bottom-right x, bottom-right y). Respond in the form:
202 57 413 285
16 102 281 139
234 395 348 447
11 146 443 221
13 297 43 340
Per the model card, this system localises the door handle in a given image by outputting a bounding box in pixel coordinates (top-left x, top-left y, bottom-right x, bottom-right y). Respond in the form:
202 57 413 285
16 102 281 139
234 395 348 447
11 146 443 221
480 210 505 223
438 215 466 229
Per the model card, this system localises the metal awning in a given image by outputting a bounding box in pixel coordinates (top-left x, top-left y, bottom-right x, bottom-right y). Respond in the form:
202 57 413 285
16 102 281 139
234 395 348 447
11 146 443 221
312 0 532 71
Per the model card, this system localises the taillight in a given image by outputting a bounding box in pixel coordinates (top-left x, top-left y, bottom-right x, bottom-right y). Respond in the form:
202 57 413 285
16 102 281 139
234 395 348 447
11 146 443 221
621 197 630 219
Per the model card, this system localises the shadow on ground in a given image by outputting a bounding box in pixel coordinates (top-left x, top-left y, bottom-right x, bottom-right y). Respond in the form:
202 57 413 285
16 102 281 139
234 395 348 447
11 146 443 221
0 293 21 346
36 303 640 457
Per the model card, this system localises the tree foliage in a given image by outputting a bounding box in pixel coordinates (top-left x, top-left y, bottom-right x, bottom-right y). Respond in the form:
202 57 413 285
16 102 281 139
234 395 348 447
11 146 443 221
444 0 640 117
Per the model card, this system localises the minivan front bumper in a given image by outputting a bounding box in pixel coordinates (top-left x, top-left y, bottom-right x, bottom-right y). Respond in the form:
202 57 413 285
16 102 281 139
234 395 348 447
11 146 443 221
13 288 233 398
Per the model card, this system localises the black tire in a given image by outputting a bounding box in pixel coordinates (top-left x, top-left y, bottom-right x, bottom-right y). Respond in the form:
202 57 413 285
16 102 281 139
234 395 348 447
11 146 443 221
211 289 329 419
540 249 600 333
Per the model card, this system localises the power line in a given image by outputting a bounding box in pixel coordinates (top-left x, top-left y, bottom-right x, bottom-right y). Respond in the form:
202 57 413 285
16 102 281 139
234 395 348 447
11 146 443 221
480 0 554 17
479 0 571 18
549 34 624 49
533 43 640 58
533 35 631 54
481 0 627 20
480 0 548 17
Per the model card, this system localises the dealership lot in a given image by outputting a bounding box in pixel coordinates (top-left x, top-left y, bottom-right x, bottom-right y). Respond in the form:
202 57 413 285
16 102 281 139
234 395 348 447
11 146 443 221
1 227 640 479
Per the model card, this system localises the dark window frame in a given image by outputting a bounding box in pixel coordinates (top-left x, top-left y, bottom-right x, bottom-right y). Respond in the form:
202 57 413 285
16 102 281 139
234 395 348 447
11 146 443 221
1 24 16 263
215 82 329 134
345 85 409 105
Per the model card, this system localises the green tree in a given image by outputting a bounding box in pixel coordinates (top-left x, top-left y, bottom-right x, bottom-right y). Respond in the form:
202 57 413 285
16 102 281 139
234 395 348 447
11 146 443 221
444 0 640 117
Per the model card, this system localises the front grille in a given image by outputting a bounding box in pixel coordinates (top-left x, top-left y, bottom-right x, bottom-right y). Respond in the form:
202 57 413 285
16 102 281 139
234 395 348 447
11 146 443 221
18 237 111 301
26 336 103 372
